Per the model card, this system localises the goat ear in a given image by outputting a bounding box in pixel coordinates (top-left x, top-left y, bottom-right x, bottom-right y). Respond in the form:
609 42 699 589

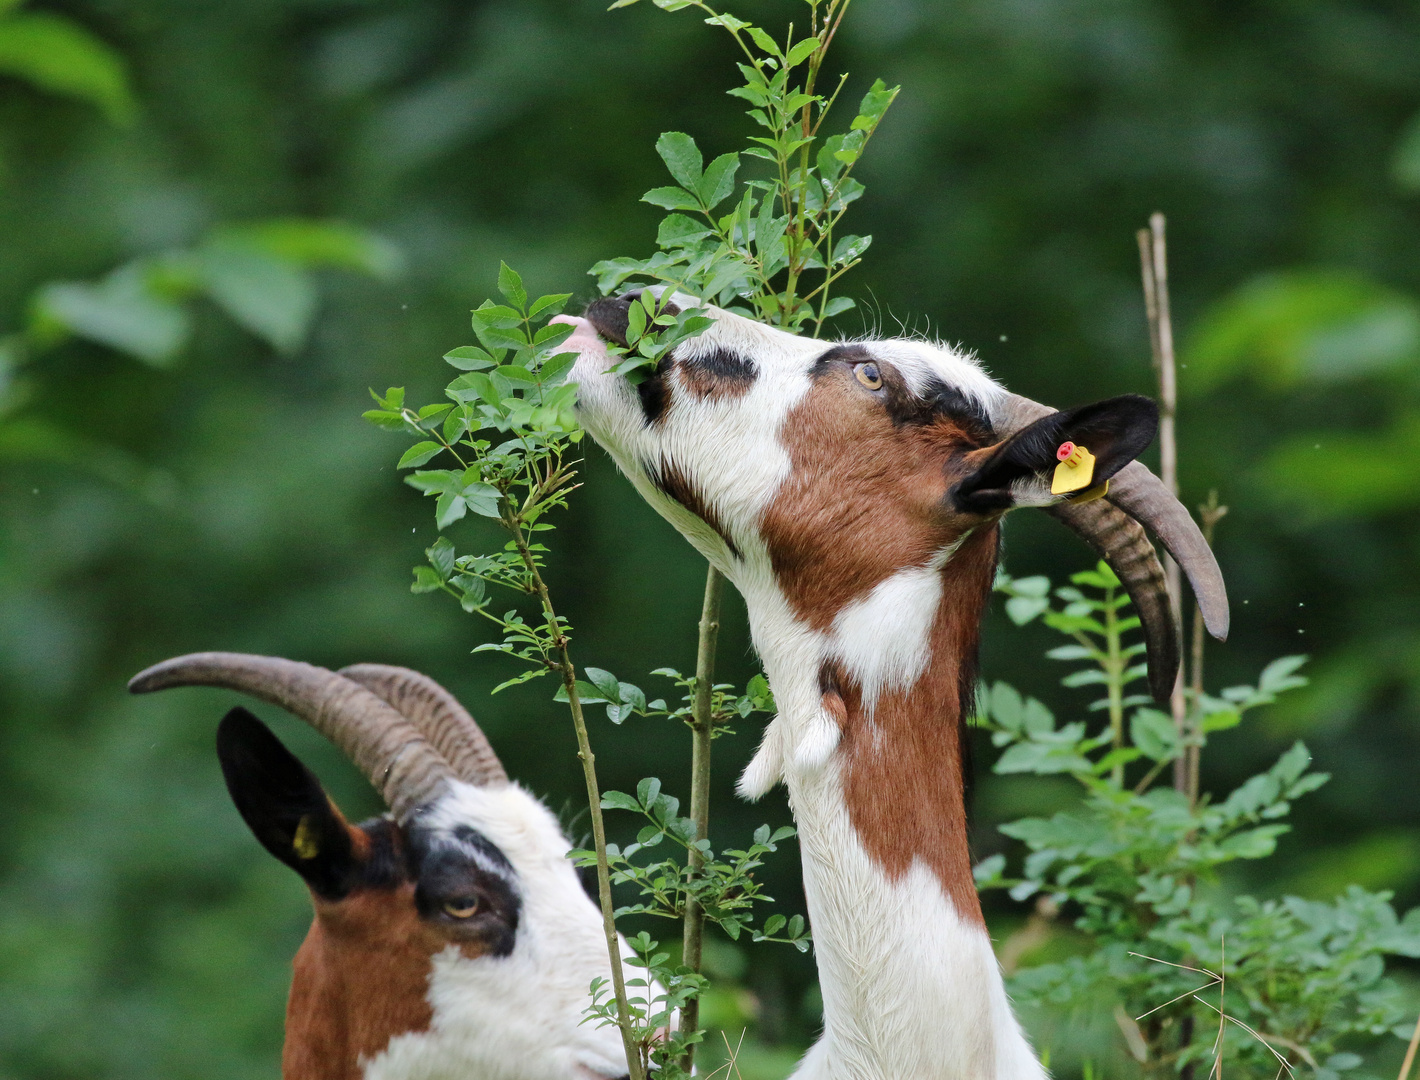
216 707 359 899
952 394 1159 514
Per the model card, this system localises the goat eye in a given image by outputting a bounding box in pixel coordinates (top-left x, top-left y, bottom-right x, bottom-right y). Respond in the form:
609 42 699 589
855 363 883 390
443 898 479 918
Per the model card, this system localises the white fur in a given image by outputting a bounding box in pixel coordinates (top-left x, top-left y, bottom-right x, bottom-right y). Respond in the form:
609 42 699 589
361 782 629 1080
829 565 942 716
568 301 1047 1078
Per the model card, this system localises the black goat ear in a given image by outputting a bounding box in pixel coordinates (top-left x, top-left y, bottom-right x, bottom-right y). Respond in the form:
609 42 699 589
952 394 1159 514
216 707 358 900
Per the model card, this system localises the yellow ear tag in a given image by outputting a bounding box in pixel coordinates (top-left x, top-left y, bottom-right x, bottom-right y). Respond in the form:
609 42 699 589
1050 441 1096 495
1068 479 1110 505
293 815 320 860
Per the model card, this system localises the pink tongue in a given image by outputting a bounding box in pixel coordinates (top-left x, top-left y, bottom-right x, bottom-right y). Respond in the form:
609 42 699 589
551 314 607 354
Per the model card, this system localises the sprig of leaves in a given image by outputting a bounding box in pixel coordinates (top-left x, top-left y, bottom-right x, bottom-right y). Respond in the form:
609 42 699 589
593 0 897 350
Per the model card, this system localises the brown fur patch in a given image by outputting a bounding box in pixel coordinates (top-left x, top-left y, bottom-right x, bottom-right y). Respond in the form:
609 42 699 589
284 882 439 1080
830 528 999 927
759 367 992 630
758 364 1004 923
281 824 509 1080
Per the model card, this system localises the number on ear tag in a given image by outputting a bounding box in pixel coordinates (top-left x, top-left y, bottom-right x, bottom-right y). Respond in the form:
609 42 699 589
1051 442 1096 495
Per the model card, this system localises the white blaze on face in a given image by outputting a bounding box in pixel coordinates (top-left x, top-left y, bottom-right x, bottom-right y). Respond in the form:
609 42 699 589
361 782 629 1080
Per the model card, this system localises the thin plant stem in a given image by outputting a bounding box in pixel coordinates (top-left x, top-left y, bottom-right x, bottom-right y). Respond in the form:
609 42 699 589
679 564 725 1074
509 519 644 1080
1397 1013 1420 1080
1187 491 1227 803
1138 215 1188 796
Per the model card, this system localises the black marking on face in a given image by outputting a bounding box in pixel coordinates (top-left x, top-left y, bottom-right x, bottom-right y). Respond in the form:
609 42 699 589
677 347 758 399
638 356 671 425
646 458 741 560
407 822 522 958
356 818 411 891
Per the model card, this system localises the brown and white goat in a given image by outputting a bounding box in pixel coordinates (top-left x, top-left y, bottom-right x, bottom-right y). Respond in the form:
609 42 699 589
559 295 1229 1080
129 653 631 1080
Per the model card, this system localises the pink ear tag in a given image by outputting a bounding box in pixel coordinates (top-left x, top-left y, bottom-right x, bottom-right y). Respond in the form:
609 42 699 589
1051 441 1097 495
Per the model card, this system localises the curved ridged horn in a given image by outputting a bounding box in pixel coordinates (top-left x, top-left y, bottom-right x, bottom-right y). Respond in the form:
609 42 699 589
128 652 455 822
1049 497 1179 703
997 392 1230 702
339 664 507 787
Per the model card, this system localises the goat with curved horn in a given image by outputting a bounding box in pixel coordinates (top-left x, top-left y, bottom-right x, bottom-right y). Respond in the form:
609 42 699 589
338 662 508 788
561 293 1233 1080
130 652 630 1080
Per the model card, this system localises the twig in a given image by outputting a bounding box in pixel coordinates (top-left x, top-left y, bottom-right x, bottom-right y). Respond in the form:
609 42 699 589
1138 215 1188 798
678 564 725 1074
1187 491 1227 802
1398 1015 1420 1080
511 521 644 1080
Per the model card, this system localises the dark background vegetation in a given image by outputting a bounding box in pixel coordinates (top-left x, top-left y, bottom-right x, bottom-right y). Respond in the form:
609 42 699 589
3 0 1420 1076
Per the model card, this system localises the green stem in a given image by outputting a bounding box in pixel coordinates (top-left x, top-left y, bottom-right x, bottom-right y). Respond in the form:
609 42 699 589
511 520 645 1080
679 564 724 1074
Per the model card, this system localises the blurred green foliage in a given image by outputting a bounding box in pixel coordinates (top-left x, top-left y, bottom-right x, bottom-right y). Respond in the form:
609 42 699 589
3 1 1420 1078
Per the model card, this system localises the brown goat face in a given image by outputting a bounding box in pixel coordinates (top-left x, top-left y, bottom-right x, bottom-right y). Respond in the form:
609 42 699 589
217 708 629 1080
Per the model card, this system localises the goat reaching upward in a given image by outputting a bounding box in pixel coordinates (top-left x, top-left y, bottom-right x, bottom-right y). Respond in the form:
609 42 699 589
559 295 1228 1080
129 653 630 1080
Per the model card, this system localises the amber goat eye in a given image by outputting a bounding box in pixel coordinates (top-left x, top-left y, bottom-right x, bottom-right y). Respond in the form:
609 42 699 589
855 362 883 390
443 898 479 918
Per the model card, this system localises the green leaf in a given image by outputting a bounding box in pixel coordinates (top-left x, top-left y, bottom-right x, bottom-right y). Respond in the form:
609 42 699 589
1130 708 1181 761
601 791 641 812
820 296 855 319
0 12 137 125
529 293 572 319
657 214 713 248
434 492 467 529
219 219 403 280
641 186 702 212
697 152 741 210
1005 595 1048 625
426 537 455 579
198 239 316 354
33 264 191 366
636 777 662 808
744 25 781 58
411 565 443 594
497 262 527 309
1393 108 1420 191
783 36 820 68
444 346 496 371
1219 825 1289 859
656 132 704 191
583 667 623 702
398 441 443 469
1258 654 1309 695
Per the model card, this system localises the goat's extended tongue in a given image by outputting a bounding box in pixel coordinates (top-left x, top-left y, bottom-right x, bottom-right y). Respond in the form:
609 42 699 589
550 314 609 355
